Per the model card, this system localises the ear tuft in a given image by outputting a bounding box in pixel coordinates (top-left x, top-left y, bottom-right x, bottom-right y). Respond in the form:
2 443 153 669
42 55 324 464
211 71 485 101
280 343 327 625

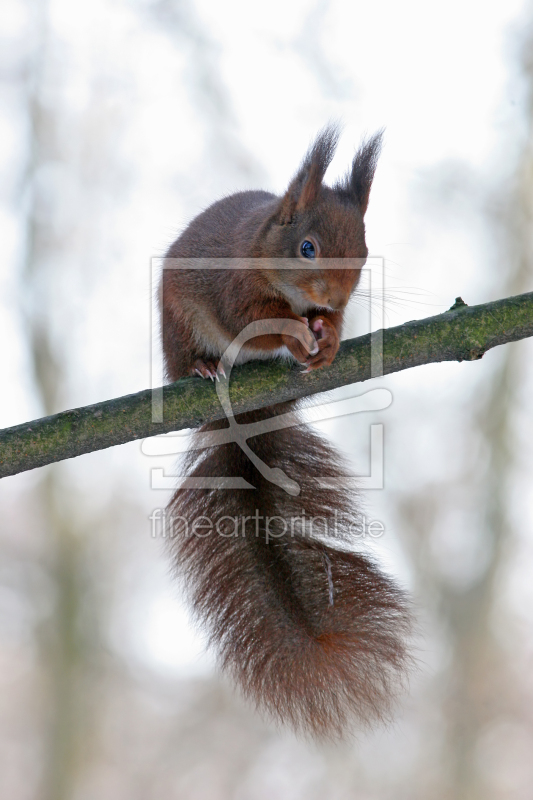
279 124 340 224
335 130 384 216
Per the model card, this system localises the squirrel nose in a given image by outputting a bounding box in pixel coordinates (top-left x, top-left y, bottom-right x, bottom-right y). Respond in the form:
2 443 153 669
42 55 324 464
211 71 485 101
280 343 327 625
328 292 348 310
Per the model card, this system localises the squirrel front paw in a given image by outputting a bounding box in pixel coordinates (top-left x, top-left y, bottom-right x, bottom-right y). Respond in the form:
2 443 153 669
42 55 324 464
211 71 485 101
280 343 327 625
280 316 319 364
301 317 340 372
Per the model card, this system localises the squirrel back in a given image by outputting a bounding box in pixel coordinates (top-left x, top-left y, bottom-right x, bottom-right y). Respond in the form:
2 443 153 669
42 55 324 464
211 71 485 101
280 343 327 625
162 126 411 738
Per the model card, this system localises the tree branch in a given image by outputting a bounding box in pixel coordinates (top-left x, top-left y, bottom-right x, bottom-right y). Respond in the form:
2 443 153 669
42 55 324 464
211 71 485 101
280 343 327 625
1 291 532 479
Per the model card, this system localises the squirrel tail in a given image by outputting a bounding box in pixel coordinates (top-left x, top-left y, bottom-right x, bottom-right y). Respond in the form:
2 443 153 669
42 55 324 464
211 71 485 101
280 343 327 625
167 404 411 739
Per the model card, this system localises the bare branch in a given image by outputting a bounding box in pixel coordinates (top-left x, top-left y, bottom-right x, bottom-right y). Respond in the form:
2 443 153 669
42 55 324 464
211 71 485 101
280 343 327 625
1 291 532 479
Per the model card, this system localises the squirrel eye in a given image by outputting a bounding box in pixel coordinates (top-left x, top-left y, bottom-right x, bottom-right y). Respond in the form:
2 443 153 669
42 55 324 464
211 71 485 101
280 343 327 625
300 240 316 259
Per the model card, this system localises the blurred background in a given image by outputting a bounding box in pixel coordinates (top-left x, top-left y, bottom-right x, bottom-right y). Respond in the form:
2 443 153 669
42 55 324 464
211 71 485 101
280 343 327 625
1 0 533 797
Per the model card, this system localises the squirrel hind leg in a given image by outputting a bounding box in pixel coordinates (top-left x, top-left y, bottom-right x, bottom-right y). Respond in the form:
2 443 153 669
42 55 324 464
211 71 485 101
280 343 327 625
190 358 220 381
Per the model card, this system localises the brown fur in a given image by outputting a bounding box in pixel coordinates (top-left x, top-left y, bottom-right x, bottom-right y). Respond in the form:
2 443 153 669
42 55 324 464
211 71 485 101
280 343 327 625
162 126 411 738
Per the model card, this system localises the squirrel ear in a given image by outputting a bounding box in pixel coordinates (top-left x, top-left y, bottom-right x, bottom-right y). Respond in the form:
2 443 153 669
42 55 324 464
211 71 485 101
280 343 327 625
278 125 339 224
338 130 384 216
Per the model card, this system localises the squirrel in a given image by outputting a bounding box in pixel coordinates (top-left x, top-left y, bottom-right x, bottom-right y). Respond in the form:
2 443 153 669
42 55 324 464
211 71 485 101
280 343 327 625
161 125 411 738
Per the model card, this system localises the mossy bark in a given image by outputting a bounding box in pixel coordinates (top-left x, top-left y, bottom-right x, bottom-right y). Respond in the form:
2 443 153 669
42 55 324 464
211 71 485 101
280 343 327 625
1 291 532 479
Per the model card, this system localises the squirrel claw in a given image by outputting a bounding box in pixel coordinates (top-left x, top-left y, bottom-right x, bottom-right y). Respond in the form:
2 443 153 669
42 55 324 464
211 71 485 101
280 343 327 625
192 359 220 380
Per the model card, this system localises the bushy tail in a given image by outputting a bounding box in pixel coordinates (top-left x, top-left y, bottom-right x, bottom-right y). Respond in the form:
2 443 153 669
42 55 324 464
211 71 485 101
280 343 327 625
167 404 411 738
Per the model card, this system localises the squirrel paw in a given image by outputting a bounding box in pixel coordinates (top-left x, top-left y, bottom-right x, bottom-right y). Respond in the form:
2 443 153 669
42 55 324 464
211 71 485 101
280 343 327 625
190 359 222 381
302 317 340 372
281 316 319 364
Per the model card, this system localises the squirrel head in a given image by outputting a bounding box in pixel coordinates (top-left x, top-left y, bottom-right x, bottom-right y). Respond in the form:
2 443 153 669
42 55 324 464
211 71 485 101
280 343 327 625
256 125 383 312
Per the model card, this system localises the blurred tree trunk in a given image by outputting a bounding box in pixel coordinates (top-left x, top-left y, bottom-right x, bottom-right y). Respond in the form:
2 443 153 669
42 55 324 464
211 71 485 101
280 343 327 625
399 22 533 800
445 28 533 799
23 4 89 798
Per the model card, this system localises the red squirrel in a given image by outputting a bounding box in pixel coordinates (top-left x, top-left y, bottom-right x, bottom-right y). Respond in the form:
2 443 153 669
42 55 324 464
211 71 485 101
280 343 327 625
161 126 411 738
